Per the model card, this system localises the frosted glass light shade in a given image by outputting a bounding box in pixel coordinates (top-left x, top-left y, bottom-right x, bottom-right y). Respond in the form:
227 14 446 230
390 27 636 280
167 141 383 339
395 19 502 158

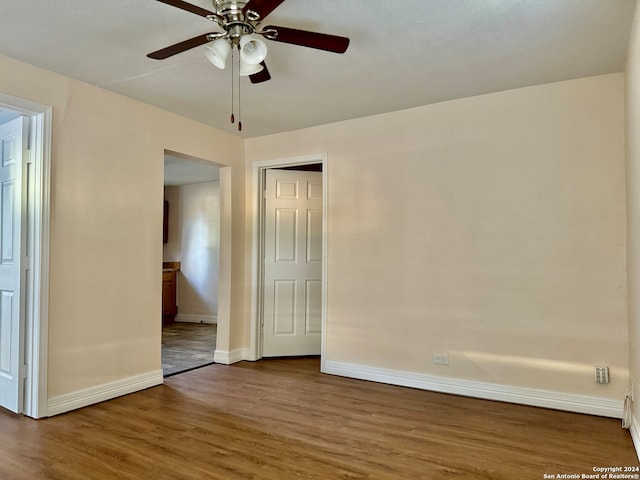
239 34 268 65
239 60 264 76
204 39 231 69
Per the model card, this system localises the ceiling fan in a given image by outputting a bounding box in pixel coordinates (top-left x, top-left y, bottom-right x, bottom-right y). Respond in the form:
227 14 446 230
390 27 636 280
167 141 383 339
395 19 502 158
147 0 351 85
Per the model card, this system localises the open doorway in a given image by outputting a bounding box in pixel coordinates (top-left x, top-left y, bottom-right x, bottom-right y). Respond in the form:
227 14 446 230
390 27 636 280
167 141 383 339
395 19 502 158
162 153 220 377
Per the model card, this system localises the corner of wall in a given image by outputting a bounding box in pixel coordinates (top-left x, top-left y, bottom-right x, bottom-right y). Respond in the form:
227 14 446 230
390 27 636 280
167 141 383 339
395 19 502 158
213 348 250 365
630 412 640 462
626 0 640 463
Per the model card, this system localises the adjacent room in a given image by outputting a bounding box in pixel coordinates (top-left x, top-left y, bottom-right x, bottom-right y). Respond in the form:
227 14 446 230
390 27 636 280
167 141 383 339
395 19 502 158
162 153 221 376
0 0 639 478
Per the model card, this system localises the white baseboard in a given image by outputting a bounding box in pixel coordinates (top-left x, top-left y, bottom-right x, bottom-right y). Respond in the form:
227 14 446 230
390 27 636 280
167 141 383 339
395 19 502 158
323 361 624 419
631 414 640 462
213 348 249 365
47 370 163 417
175 314 217 324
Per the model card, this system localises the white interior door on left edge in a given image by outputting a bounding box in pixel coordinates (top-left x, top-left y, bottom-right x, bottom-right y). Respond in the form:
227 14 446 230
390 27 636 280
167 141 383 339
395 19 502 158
0 117 27 413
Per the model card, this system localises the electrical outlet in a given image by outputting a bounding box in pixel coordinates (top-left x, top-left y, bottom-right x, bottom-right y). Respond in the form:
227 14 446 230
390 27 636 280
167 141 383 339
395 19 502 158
594 366 609 384
433 354 449 365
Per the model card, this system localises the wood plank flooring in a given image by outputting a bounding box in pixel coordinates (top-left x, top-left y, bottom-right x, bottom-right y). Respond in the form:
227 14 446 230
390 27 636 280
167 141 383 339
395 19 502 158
1 357 638 479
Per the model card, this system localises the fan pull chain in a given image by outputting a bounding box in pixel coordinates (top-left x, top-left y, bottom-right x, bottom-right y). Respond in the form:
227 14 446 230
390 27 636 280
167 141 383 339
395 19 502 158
230 47 235 124
237 57 242 132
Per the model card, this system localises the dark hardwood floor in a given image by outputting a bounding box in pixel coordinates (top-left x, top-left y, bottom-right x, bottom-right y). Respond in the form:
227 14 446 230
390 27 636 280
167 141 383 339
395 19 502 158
0 357 638 479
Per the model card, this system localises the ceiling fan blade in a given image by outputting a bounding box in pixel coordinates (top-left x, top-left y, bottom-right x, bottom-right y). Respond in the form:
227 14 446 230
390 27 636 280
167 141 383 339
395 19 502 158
147 33 214 59
156 0 216 18
250 62 271 84
243 0 286 21
263 26 350 53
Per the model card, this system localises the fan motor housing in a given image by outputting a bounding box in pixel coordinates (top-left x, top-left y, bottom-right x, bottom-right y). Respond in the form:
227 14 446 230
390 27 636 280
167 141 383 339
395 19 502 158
212 0 256 40
213 0 248 20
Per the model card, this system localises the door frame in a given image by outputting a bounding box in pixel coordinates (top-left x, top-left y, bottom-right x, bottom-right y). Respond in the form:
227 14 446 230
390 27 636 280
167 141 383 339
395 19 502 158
0 93 52 419
249 153 328 365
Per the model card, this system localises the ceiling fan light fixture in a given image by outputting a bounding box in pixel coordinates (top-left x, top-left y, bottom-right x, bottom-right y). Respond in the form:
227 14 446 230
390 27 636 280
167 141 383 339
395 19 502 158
239 60 264 76
239 34 268 65
148 0 353 131
204 38 231 69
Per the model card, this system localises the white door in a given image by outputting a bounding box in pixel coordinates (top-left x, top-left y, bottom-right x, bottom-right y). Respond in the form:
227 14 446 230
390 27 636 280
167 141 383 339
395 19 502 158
0 117 27 413
262 169 322 357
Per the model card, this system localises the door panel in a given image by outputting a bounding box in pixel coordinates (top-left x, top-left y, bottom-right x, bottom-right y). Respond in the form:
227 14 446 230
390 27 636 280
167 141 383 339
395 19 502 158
1 180 15 262
0 291 14 375
306 210 322 262
0 117 26 413
305 280 322 334
273 280 296 335
275 208 297 262
263 169 322 357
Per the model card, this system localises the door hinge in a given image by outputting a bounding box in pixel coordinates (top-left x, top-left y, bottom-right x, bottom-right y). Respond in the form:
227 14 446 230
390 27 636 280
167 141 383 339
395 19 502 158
22 254 33 272
20 364 28 380
27 149 34 164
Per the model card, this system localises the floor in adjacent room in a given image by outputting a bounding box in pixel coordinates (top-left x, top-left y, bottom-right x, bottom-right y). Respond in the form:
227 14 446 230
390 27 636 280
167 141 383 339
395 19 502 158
161 322 217 376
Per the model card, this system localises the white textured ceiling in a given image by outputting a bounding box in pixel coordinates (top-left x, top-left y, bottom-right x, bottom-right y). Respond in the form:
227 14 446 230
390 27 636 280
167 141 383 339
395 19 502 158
0 0 635 138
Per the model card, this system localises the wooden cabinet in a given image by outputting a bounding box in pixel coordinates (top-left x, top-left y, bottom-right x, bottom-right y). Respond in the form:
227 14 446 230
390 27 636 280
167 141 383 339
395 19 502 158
162 262 180 324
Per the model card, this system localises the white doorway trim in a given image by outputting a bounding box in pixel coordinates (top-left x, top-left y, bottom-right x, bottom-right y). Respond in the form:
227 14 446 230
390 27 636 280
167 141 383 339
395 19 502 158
215 165 232 358
0 93 52 419
249 153 328 366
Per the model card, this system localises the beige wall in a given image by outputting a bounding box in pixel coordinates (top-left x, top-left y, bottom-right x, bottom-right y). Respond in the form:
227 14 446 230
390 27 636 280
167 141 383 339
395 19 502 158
0 53 245 398
246 73 628 399
626 0 640 433
164 182 220 319
0 49 632 411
